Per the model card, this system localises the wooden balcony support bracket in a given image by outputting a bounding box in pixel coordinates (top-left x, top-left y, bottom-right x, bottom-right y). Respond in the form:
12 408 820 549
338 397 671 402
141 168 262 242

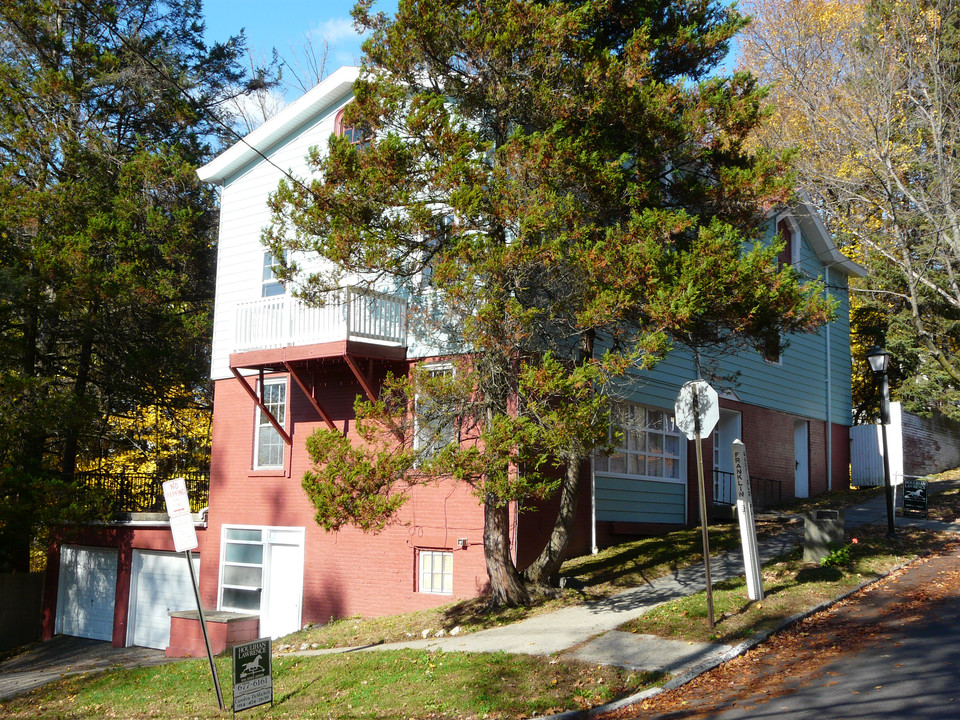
284 361 338 433
344 353 378 403
230 367 292 445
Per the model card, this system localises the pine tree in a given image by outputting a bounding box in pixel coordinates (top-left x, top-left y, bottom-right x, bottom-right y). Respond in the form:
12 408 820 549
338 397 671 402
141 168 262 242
0 0 259 571
269 0 832 604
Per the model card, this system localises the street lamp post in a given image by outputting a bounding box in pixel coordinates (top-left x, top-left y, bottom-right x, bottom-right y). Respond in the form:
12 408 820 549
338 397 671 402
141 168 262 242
866 346 896 538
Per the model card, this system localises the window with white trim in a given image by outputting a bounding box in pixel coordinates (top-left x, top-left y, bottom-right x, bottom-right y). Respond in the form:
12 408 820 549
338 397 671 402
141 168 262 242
219 528 264 612
414 364 457 458
418 549 453 594
254 378 286 469
594 403 683 481
262 251 284 297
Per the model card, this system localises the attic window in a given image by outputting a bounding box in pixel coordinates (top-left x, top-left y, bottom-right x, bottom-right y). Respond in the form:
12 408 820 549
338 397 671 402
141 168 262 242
777 217 798 267
334 106 370 148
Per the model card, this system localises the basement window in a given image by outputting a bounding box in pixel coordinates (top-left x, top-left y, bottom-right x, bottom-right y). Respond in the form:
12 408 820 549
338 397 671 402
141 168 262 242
418 549 453 595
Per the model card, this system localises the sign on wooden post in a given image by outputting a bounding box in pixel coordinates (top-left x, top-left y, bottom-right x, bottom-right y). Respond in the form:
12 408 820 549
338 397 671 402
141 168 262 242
675 380 720 629
732 441 764 601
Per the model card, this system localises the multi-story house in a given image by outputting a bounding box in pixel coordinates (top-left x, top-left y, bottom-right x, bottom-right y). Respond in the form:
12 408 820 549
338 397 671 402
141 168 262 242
42 65 864 655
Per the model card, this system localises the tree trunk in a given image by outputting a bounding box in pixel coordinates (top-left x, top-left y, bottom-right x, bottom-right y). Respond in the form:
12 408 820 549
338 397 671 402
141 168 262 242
522 452 583 588
60 310 95 477
523 329 596 588
482 492 530 606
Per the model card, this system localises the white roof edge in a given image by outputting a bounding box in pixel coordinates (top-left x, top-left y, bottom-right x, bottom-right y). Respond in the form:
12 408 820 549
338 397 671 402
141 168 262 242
197 65 361 184
772 199 867 278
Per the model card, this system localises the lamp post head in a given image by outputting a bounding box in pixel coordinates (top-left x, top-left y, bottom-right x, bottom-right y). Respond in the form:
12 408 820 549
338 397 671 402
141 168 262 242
866 345 890 375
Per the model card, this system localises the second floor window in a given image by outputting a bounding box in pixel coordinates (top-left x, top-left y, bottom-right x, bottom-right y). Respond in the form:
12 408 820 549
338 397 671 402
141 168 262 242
262 251 284 297
255 379 286 469
777 217 797 267
414 364 457 458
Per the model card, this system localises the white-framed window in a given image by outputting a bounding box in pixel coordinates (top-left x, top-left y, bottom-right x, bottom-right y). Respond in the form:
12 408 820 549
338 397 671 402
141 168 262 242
262 251 284 297
594 403 684 482
254 378 286 469
414 364 457 457
418 549 453 594
217 525 306 636
219 527 264 612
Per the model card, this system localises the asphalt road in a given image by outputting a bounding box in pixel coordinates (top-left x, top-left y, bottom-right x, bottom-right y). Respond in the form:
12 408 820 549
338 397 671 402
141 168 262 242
698 591 960 719
615 545 960 720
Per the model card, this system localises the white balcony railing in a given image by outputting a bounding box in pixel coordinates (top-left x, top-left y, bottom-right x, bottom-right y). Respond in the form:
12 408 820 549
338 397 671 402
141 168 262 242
234 288 408 353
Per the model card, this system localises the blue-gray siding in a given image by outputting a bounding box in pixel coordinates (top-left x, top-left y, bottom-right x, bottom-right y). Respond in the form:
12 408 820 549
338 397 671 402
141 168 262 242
595 476 686 524
607 218 855 427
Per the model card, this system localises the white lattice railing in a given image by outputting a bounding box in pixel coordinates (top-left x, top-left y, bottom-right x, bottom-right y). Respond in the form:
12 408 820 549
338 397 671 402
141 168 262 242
234 289 408 353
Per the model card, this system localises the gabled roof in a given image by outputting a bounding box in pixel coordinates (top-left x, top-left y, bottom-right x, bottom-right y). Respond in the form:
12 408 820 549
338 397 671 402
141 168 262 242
787 200 866 278
197 65 361 185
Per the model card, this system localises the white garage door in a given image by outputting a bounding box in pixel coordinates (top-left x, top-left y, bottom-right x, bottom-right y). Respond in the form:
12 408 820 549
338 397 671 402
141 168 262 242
56 545 118 642
129 550 199 649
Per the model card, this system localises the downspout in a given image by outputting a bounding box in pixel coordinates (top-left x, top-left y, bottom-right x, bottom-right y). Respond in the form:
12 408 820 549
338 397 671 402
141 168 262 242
824 265 833 491
590 455 598 554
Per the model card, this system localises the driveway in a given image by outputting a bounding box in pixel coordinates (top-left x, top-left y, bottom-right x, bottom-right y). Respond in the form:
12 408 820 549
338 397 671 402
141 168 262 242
0 636 179 701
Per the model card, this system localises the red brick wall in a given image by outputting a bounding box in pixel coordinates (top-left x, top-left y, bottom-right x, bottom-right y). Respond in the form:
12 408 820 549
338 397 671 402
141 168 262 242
204 369 489 625
832 422 852 490
720 399 850 500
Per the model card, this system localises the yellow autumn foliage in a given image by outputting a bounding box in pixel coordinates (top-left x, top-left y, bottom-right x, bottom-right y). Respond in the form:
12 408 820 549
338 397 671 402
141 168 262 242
77 384 211 475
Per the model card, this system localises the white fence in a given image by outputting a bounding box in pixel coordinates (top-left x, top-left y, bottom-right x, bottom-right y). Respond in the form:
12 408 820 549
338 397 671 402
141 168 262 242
851 401 960 487
850 417 904 487
234 289 407 352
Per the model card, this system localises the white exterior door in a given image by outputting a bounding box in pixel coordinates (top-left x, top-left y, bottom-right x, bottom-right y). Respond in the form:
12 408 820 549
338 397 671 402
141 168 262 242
56 545 118 642
712 410 742 504
128 550 200 650
794 420 810 498
261 535 304 639
219 526 304 640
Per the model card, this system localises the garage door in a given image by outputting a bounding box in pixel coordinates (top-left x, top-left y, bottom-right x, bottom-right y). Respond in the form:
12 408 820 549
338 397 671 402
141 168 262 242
129 550 199 649
56 545 118 642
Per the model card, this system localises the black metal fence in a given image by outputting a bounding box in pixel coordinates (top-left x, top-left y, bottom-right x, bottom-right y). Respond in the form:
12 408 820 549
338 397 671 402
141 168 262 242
713 469 782 510
72 470 210 514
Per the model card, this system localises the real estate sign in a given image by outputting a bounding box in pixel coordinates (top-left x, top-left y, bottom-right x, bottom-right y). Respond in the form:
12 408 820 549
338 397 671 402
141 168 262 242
233 638 273 712
902 478 929 518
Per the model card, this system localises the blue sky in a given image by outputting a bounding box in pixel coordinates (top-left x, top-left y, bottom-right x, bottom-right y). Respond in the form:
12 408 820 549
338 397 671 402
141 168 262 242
203 0 395 80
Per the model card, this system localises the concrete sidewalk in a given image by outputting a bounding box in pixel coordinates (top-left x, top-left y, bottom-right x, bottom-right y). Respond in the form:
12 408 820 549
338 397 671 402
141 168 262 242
294 482 960 675
293 531 800 674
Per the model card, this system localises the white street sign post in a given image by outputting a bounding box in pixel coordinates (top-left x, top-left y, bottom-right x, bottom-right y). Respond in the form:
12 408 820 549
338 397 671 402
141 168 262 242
675 380 720 629
162 478 224 711
732 441 764 601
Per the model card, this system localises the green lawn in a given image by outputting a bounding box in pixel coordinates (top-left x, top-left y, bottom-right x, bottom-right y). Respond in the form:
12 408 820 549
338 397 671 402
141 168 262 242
1 650 659 719
3 474 957 719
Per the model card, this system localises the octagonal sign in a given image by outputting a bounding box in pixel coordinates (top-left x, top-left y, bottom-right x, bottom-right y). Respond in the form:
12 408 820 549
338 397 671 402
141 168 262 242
675 380 719 440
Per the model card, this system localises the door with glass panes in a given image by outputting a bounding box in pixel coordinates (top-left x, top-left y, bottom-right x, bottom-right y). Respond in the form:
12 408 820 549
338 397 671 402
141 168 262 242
218 526 304 639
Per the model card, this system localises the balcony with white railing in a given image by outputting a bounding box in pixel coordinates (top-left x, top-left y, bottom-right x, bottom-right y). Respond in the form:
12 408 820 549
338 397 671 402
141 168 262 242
233 288 408 354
